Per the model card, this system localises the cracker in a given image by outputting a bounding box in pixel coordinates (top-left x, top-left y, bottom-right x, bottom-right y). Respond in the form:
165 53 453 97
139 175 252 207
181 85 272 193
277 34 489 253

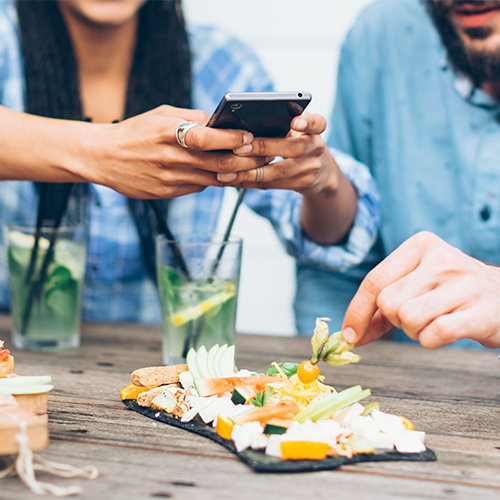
131 364 188 388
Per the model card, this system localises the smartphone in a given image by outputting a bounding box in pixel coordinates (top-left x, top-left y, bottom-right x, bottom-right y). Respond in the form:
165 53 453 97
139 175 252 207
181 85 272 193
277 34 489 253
207 91 312 138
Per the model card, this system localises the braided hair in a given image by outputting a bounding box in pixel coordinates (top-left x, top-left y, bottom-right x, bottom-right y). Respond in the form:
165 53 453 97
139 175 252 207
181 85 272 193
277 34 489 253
16 0 192 282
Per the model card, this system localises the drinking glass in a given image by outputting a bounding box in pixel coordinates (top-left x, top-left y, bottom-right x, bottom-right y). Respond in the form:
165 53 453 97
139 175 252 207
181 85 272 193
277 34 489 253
5 225 87 351
157 234 242 365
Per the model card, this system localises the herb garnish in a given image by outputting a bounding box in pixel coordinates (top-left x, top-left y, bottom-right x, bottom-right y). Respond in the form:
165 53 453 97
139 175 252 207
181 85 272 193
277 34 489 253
250 386 275 407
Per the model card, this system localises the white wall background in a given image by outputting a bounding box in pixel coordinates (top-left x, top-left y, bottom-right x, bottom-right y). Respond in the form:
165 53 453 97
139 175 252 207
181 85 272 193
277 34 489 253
183 0 375 336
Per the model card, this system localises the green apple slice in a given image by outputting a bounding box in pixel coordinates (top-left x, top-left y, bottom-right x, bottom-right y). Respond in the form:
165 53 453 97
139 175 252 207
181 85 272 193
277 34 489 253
206 344 220 378
219 345 235 378
195 345 209 379
0 384 54 395
186 348 202 380
0 375 52 387
213 344 228 378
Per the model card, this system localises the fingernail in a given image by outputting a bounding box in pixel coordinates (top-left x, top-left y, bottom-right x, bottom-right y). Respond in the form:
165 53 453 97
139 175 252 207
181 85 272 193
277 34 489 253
217 172 237 183
234 144 252 155
342 327 356 344
294 118 307 131
243 132 253 145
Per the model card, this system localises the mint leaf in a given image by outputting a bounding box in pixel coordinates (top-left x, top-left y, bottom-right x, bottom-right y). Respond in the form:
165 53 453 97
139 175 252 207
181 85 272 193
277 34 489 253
249 386 275 407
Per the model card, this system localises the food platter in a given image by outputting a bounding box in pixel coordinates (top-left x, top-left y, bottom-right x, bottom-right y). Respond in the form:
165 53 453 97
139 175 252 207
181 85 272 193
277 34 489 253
123 399 436 473
120 320 437 473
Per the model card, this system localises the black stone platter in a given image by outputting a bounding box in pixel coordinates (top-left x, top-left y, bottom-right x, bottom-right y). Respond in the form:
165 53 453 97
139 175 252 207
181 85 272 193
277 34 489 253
123 399 436 473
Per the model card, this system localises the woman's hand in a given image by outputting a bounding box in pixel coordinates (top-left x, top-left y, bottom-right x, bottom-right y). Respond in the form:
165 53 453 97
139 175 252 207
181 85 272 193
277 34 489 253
81 105 273 199
342 232 500 349
0 105 272 199
216 112 358 245
217 112 335 194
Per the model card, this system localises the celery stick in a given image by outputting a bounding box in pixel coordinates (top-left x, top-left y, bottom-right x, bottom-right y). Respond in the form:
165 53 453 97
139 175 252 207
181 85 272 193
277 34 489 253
0 375 52 387
295 385 362 423
295 385 367 423
309 389 371 422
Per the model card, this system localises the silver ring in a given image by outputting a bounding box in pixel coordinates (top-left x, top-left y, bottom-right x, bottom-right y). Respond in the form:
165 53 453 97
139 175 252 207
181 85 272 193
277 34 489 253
175 121 199 148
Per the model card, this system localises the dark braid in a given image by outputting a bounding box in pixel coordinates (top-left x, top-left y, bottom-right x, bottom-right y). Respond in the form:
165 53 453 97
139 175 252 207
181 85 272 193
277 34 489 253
125 0 192 118
16 0 192 283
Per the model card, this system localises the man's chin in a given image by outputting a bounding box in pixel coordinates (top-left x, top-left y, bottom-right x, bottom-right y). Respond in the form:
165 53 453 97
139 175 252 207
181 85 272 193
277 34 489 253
425 0 500 86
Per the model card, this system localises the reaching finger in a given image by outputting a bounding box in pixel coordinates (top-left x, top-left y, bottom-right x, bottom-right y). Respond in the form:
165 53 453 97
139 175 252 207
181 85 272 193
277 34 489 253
341 234 433 343
343 310 393 347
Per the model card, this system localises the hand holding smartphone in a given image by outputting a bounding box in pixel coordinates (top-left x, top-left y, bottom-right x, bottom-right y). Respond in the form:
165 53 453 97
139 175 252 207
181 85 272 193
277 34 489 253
207 91 312 138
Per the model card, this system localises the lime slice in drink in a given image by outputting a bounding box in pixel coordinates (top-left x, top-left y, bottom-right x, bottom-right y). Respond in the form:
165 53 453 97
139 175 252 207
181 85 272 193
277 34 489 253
7 231 50 276
8 231 50 251
170 289 235 327
51 238 86 280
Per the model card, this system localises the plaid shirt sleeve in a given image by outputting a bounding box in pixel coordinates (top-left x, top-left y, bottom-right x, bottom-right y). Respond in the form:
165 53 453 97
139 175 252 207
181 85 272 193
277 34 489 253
243 149 380 272
0 0 23 112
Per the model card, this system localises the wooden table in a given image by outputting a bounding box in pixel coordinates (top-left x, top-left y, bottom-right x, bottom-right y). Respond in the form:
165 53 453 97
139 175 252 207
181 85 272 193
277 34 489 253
0 315 499 500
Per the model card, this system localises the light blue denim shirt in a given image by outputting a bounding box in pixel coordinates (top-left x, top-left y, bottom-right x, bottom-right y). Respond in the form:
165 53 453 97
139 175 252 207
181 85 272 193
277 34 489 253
295 0 500 348
0 0 379 324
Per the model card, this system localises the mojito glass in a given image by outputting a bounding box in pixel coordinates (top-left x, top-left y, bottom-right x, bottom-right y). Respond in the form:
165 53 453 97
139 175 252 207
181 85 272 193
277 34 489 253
157 234 242 365
6 225 87 351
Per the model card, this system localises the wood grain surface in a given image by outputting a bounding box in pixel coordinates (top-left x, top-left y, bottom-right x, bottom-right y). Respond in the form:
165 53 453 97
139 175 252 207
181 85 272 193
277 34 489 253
0 315 499 500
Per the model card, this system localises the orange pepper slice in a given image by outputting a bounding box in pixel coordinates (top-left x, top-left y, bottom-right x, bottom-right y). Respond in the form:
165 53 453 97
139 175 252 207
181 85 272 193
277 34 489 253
216 414 234 440
280 440 329 460
120 382 150 400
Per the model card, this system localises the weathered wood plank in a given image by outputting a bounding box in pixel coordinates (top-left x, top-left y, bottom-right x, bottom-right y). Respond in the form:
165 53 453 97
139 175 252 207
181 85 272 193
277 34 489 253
1 314 500 499
1 440 500 500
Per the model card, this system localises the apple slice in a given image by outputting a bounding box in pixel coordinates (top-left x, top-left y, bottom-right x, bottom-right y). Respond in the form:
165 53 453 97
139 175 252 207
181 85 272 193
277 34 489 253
195 346 209 379
206 344 220 379
0 384 54 395
219 345 236 378
213 344 228 378
186 348 202 380
0 376 52 387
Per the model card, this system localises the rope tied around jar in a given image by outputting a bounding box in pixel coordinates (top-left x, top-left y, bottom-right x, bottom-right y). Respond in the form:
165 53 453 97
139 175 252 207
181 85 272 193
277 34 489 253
0 407 98 496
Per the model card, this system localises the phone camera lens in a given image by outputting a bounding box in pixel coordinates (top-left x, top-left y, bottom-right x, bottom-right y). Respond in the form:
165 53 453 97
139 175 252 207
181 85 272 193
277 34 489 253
297 93 303 98
231 103 243 110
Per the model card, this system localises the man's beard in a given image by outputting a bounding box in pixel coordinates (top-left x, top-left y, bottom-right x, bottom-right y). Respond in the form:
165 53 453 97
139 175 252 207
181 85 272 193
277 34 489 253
423 0 500 86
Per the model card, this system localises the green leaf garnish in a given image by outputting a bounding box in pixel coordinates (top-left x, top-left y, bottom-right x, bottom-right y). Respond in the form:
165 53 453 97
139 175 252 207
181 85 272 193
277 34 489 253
249 385 275 407
266 362 299 378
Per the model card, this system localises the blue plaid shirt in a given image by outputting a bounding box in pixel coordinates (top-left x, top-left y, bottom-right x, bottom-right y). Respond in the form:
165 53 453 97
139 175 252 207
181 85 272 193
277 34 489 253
0 0 379 323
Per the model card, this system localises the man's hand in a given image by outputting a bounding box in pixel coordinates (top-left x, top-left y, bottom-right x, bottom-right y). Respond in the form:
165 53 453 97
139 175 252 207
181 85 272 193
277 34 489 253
342 231 500 349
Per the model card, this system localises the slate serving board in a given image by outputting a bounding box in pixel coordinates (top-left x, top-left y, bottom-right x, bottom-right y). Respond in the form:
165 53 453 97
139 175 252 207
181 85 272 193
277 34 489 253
124 400 436 473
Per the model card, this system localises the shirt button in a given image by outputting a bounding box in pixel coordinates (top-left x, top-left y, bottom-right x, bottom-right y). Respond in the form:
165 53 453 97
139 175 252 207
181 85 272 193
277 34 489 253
480 205 491 221
91 264 100 272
